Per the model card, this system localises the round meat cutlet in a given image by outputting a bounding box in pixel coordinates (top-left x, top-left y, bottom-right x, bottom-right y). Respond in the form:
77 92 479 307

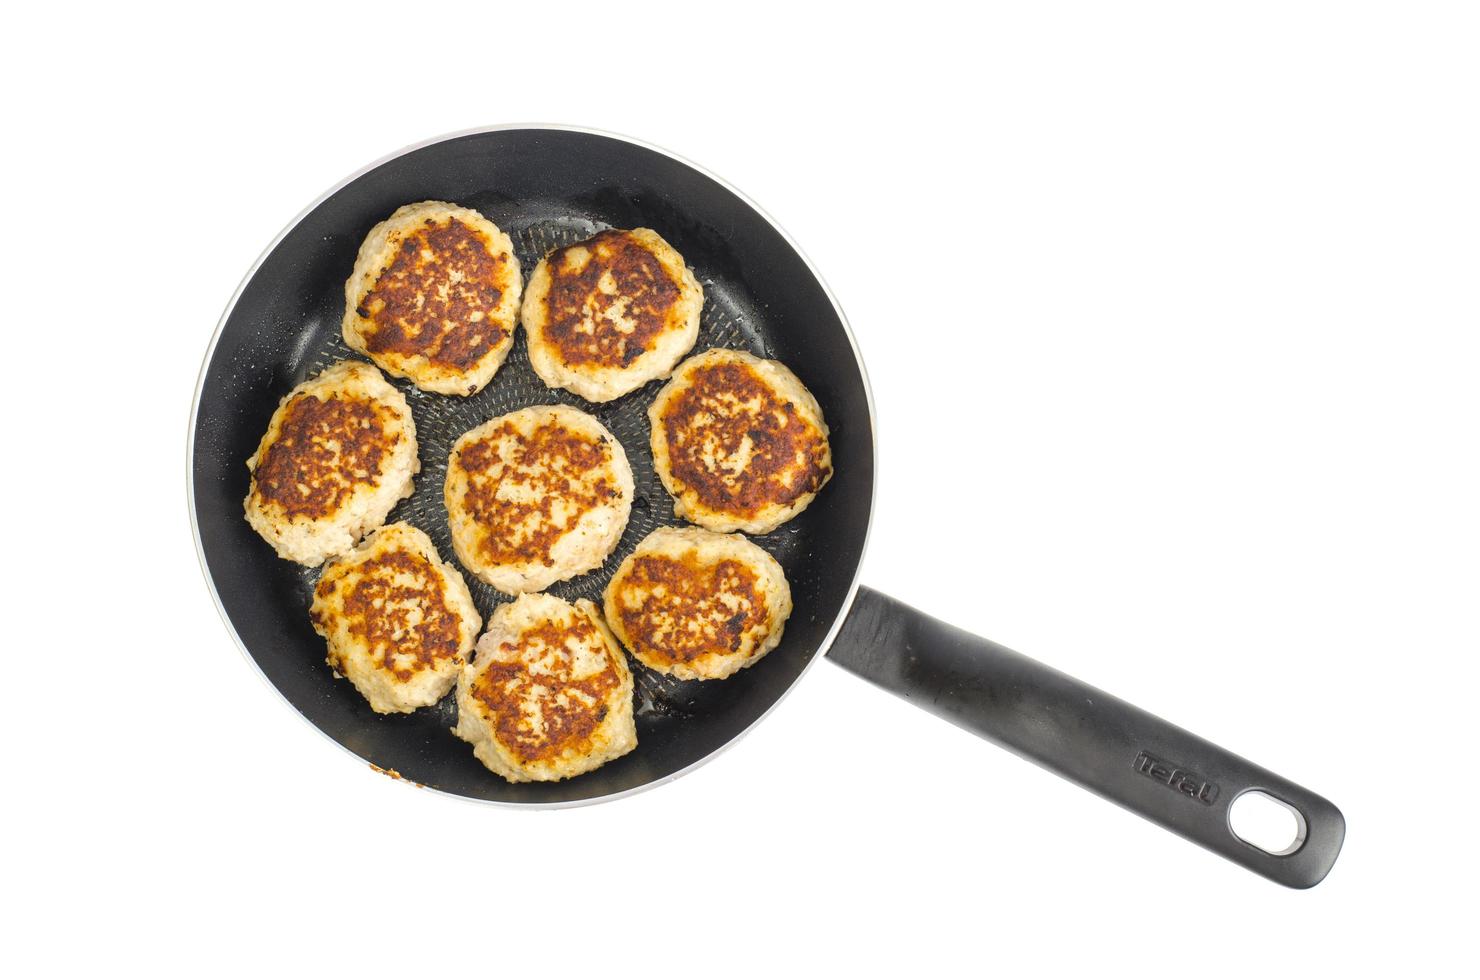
649 348 832 534
604 526 792 681
453 593 636 783
342 201 522 396
444 405 633 595
310 522 481 714
521 228 703 402
244 360 418 566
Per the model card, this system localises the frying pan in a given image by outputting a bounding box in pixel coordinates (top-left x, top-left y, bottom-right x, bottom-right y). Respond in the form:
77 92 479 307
190 125 1344 888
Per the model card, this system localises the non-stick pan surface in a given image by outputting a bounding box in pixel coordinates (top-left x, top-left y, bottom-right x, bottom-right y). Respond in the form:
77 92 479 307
191 126 875 805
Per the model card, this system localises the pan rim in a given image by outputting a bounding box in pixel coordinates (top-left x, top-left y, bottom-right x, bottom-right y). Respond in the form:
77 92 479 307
186 122 878 809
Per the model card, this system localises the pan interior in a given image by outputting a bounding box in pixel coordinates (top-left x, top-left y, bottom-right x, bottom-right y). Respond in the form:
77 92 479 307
192 129 874 804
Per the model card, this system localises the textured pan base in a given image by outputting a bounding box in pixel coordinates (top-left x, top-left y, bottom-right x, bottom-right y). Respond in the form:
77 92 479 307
289 214 807 740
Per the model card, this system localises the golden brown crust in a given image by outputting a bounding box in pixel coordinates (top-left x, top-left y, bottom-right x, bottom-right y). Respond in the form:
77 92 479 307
454 594 636 781
469 615 619 765
521 228 703 403
250 391 402 521
308 522 478 713
343 203 521 396
312 549 463 681
616 555 765 669
603 526 792 681
651 350 831 532
355 216 512 371
453 419 620 567
243 360 418 567
538 229 683 368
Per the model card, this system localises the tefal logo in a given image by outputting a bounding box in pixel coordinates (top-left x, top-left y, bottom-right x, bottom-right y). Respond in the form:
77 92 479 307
1133 750 1219 805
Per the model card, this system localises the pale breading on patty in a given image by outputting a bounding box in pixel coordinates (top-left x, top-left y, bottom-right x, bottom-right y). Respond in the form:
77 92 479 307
453 593 636 782
604 526 792 681
444 405 633 595
342 201 522 396
521 228 702 402
244 359 418 566
649 348 832 534
310 522 481 713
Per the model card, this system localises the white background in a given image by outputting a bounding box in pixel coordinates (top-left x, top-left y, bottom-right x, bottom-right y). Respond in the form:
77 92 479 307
5 2 1476 975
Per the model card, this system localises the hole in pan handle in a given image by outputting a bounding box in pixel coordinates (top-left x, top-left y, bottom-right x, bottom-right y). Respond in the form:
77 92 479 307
828 587 1345 888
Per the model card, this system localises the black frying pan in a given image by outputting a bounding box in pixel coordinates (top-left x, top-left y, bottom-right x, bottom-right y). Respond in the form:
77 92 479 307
190 126 1343 888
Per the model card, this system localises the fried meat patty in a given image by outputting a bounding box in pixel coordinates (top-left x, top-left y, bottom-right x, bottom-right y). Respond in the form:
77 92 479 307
244 359 418 566
445 405 633 594
604 526 792 681
649 348 831 534
521 228 702 402
453 593 636 782
343 201 522 396
310 522 481 713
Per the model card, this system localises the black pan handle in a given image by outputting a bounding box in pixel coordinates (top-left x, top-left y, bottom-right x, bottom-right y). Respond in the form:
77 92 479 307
827 586 1344 888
